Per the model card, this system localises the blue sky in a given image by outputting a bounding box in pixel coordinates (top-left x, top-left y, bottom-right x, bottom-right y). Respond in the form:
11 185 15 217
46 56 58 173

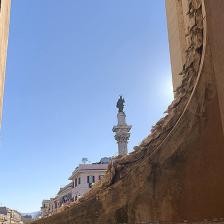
0 0 173 213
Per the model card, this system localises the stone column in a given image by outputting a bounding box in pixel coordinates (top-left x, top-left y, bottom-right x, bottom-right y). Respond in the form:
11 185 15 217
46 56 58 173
112 111 132 156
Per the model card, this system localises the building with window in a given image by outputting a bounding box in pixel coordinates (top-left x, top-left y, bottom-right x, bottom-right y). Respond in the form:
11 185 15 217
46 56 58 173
10 210 23 224
0 207 23 224
40 158 110 216
0 207 8 224
41 182 73 217
56 182 73 207
68 161 109 202
41 200 51 218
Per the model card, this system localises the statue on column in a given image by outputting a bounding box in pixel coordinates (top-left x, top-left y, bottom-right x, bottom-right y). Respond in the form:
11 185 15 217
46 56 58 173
113 96 132 155
116 96 125 113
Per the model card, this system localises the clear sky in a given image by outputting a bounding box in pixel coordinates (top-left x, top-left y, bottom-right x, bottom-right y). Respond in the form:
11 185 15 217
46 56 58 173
0 0 173 213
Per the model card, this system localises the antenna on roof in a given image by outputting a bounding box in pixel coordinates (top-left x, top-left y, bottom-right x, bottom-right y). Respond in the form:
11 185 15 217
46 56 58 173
82 158 88 164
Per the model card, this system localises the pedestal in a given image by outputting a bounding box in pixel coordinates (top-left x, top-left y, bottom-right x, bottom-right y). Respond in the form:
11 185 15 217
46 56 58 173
112 112 132 156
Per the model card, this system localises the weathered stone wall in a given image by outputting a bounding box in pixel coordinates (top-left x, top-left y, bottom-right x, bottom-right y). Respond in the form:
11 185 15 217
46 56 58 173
166 0 188 91
203 0 224 134
0 0 11 125
33 0 224 223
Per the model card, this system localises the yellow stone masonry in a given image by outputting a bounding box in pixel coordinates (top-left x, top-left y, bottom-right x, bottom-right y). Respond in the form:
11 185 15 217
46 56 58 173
0 0 11 125
165 0 189 92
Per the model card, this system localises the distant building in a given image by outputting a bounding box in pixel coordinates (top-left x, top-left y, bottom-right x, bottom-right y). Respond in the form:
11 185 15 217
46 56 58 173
21 215 32 224
48 198 55 216
68 161 109 201
0 207 8 224
9 209 22 224
41 157 110 217
41 198 55 217
56 182 73 207
41 183 73 217
99 157 111 164
41 200 51 218
0 207 23 224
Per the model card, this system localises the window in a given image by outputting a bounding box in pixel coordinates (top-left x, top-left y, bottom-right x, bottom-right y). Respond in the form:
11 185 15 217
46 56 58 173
87 175 95 184
75 178 77 187
78 177 81 185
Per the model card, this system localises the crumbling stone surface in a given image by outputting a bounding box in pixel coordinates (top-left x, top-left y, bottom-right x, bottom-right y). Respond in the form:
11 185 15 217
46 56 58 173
33 0 224 223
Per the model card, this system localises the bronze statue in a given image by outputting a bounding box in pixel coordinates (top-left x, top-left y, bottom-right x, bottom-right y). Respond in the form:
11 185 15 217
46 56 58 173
116 96 125 112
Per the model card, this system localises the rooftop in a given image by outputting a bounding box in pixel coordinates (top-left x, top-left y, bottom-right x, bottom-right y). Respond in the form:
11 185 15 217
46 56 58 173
69 163 109 180
57 182 73 196
0 207 7 215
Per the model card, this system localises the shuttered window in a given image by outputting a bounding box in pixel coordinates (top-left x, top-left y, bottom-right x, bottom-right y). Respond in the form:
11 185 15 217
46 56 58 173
87 175 95 183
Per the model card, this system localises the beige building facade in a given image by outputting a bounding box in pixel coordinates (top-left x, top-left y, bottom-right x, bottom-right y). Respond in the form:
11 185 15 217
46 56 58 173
69 163 108 201
41 183 73 218
41 160 109 217
0 0 11 124
41 200 51 218
55 182 73 208
165 0 189 92
0 207 23 224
